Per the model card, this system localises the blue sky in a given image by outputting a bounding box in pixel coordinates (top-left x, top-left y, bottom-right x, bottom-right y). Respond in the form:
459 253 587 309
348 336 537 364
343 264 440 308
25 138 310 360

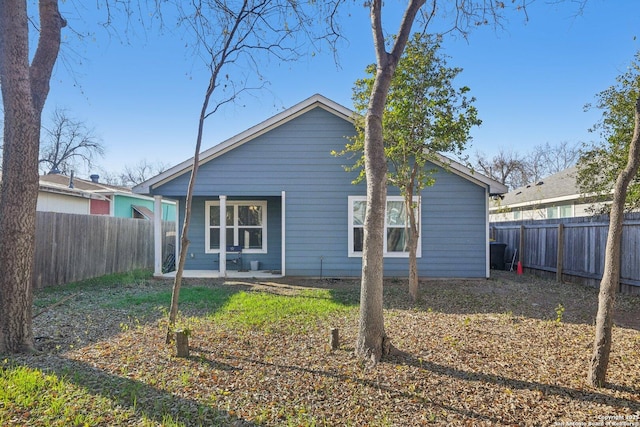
42 0 639 178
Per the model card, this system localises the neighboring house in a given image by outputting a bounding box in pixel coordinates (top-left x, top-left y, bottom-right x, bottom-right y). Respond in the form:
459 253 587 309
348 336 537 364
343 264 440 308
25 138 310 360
38 177 108 215
134 94 507 278
490 166 608 222
39 173 176 220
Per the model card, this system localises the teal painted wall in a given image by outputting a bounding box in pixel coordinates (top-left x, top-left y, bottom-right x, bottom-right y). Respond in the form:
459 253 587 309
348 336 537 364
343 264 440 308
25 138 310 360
113 194 176 221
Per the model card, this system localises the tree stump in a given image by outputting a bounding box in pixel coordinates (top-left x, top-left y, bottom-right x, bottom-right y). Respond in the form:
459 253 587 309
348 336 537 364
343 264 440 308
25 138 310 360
330 327 339 350
175 330 190 358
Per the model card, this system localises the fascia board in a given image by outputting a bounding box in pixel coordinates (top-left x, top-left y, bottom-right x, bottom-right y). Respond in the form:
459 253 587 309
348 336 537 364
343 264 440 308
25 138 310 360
432 153 508 195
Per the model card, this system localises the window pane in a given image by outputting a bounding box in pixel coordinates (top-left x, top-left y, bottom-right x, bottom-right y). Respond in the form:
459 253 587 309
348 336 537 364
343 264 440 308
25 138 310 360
559 205 572 217
386 201 406 226
209 228 220 250
238 228 263 249
546 207 558 219
353 227 363 252
238 205 262 226
225 228 234 246
226 206 234 225
387 227 408 252
353 201 366 225
209 205 220 226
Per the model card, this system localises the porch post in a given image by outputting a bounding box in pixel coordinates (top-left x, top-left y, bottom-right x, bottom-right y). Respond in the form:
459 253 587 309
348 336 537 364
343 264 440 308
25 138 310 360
485 187 490 279
220 195 227 276
281 190 286 276
153 195 163 277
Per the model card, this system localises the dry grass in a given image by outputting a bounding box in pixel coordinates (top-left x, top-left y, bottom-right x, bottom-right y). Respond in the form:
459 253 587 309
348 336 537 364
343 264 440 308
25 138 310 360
3 270 640 426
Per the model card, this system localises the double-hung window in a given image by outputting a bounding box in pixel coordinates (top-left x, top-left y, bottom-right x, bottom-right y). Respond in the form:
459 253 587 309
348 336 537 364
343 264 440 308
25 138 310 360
205 201 267 253
348 195 421 258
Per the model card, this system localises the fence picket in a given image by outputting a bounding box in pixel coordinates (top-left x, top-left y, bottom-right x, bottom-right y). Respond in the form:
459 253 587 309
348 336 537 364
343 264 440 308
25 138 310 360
33 212 175 289
491 213 640 295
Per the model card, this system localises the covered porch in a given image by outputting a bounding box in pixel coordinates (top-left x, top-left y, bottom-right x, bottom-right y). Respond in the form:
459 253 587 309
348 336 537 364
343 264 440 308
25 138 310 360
151 193 286 278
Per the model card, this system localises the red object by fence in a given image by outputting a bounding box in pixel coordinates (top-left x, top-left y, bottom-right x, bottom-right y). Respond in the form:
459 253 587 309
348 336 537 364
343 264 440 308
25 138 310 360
517 261 523 275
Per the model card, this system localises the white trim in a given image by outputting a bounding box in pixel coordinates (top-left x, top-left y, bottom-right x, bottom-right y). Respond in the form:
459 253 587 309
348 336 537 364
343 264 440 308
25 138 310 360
219 195 227 276
205 200 268 254
348 195 422 258
281 190 286 276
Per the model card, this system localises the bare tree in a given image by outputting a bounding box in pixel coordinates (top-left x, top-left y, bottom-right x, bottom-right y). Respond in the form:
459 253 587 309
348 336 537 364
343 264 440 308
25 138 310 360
39 107 104 175
0 0 337 353
0 0 66 353
589 99 640 387
473 149 529 190
164 0 340 341
473 142 580 191
526 141 580 181
119 159 169 187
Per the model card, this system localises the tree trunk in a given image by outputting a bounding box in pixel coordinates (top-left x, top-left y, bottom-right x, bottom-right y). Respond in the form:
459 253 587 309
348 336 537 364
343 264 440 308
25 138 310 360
407 191 420 302
166 85 210 343
0 0 64 353
356 0 425 363
588 97 640 387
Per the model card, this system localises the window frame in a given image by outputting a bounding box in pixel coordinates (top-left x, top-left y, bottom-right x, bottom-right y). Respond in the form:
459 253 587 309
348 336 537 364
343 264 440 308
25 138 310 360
205 200 268 254
348 195 421 258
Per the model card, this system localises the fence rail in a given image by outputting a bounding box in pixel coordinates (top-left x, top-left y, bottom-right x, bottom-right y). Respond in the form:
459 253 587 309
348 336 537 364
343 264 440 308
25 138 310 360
33 212 175 289
491 213 640 295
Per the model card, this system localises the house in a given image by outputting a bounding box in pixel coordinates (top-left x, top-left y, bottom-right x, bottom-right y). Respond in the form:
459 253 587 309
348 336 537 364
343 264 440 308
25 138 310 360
39 173 176 220
489 166 608 222
133 94 507 278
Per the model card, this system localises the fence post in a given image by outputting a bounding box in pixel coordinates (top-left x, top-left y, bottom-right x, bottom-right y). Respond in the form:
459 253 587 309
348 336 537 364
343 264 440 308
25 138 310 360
519 225 525 268
557 223 564 283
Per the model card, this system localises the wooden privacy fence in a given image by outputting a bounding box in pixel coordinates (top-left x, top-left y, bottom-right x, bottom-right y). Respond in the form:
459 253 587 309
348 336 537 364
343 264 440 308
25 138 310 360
491 213 640 295
34 212 175 289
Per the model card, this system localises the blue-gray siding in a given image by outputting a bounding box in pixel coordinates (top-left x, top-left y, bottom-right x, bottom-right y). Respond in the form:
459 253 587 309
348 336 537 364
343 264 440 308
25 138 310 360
154 107 488 278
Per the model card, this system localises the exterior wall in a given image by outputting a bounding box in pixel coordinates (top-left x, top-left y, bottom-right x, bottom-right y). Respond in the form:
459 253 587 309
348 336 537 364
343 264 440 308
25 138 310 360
490 201 606 222
37 191 90 215
113 194 177 220
153 107 489 278
90 199 110 215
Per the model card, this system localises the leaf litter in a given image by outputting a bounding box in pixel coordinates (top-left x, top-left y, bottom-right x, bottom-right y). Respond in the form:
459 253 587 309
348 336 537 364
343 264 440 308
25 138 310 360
6 271 640 426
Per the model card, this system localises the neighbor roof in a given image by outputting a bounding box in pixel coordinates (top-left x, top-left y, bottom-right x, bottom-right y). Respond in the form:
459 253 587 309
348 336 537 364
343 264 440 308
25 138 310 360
40 173 131 194
498 166 580 208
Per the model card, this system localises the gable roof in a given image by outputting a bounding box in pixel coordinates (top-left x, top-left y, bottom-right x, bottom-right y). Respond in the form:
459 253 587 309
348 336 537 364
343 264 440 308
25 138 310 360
133 93 507 195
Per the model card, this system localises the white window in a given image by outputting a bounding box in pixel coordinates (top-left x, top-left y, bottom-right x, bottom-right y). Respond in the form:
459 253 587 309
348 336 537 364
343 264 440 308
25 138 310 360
205 201 267 254
559 204 573 218
348 196 421 258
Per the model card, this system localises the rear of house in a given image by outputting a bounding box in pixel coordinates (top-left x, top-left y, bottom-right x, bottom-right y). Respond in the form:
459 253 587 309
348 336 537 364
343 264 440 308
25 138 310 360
134 94 505 278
